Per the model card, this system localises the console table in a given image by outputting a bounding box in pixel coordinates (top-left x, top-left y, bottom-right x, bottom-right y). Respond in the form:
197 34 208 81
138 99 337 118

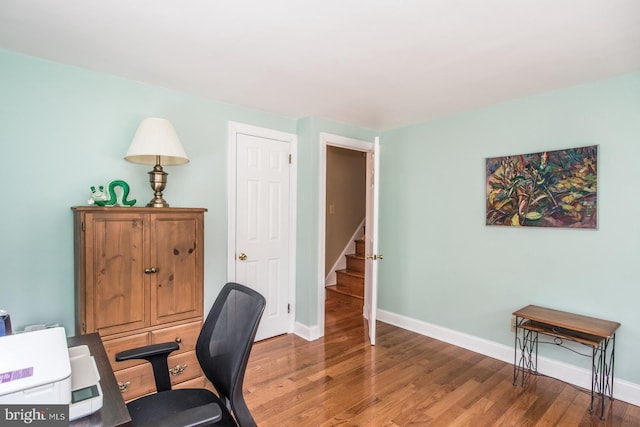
512 305 620 420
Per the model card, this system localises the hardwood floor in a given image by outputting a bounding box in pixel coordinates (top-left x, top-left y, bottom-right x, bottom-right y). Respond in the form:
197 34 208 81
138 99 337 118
244 293 640 426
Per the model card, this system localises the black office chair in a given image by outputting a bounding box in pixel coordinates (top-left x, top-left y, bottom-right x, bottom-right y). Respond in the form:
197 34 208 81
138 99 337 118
116 282 266 427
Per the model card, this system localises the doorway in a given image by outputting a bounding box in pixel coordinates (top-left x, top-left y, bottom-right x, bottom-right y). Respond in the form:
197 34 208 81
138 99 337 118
318 133 375 340
324 146 366 302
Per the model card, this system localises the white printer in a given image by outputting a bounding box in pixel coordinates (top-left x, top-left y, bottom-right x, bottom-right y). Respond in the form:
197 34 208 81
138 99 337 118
0 327 103 420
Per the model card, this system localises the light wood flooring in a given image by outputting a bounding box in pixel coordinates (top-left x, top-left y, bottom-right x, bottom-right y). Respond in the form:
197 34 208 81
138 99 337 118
243 293 640 426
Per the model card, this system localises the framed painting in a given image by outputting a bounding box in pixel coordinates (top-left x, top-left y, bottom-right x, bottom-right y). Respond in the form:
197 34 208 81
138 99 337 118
486 145 597 228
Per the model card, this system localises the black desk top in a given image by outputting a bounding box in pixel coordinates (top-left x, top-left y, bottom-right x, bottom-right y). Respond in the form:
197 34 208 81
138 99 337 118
68 333 131 427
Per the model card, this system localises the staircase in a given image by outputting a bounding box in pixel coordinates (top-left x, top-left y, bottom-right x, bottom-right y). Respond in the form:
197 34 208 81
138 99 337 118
326 239 365 308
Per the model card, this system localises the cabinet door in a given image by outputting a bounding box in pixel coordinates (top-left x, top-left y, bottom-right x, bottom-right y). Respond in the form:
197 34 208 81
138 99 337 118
150 213 204 325
84 212 149 335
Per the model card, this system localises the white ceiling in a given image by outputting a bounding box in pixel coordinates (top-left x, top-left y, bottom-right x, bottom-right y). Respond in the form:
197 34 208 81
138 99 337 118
1 0 639 130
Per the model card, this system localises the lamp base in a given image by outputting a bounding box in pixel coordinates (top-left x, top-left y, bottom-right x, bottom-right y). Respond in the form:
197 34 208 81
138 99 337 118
147 164 170 208
147 198 170 208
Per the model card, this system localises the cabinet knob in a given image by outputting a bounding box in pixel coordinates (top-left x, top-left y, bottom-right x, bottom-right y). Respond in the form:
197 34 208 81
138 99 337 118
144 267 158 274
175 337 182 344
118 381 131 393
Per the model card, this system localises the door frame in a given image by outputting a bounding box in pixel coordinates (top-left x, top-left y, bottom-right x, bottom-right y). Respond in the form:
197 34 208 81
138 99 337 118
227 121 298 335
318 132 374 339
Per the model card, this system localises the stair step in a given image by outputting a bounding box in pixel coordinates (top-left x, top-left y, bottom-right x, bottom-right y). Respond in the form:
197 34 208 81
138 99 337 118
346 254 365 273
325 285 364 307
335 269 364 298
326 286 364 310
336 269 364 280
355 239 365 257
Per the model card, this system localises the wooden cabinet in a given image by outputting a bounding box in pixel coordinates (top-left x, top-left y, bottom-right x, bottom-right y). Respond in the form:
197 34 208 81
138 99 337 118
72 206 206 402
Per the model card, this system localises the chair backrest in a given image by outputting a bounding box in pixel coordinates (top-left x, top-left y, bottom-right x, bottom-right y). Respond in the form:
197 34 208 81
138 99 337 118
195 282 266 427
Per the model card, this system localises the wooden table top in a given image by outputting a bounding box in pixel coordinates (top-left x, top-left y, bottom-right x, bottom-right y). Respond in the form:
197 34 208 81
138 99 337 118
513 305 620 339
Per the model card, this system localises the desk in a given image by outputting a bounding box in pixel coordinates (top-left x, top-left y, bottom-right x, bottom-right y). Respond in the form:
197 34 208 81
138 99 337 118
68 333 131 427
512 305 620 420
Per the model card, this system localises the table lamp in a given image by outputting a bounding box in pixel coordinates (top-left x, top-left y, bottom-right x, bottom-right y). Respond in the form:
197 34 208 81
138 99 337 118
125 117 189 207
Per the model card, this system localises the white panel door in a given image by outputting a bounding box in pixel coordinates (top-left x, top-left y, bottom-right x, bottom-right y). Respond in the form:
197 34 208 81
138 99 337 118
364 137 381 345
235 133 291 341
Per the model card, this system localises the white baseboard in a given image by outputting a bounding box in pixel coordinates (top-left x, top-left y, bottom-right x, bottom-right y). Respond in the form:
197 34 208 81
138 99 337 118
294 321 321 341
377 308 640 407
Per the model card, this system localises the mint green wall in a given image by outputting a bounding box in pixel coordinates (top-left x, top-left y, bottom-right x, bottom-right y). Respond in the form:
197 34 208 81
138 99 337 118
0 49 296 333
379 73 640 384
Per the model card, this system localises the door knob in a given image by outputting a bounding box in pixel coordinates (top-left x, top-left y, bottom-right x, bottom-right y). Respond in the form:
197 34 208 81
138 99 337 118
238 253 248 261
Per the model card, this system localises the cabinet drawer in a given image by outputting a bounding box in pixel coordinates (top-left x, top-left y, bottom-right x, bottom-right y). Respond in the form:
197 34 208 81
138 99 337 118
103 332 149 371
168 351 203 386
151 321 201 354
173 375 207 390
114 351 203 403
114 363 155 403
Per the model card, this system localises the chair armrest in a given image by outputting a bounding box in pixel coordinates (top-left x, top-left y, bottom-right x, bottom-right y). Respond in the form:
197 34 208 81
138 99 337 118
115 342 180 392
115 342 180 362
139 402 222 427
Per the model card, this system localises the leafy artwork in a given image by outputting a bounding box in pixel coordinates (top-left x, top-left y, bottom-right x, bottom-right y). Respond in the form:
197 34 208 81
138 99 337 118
486 145 597 228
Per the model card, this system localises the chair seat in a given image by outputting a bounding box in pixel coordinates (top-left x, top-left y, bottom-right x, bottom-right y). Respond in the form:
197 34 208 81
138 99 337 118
127 388 238 427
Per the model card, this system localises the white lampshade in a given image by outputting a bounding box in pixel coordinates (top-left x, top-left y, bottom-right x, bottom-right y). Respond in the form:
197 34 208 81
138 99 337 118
125 118 189 165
